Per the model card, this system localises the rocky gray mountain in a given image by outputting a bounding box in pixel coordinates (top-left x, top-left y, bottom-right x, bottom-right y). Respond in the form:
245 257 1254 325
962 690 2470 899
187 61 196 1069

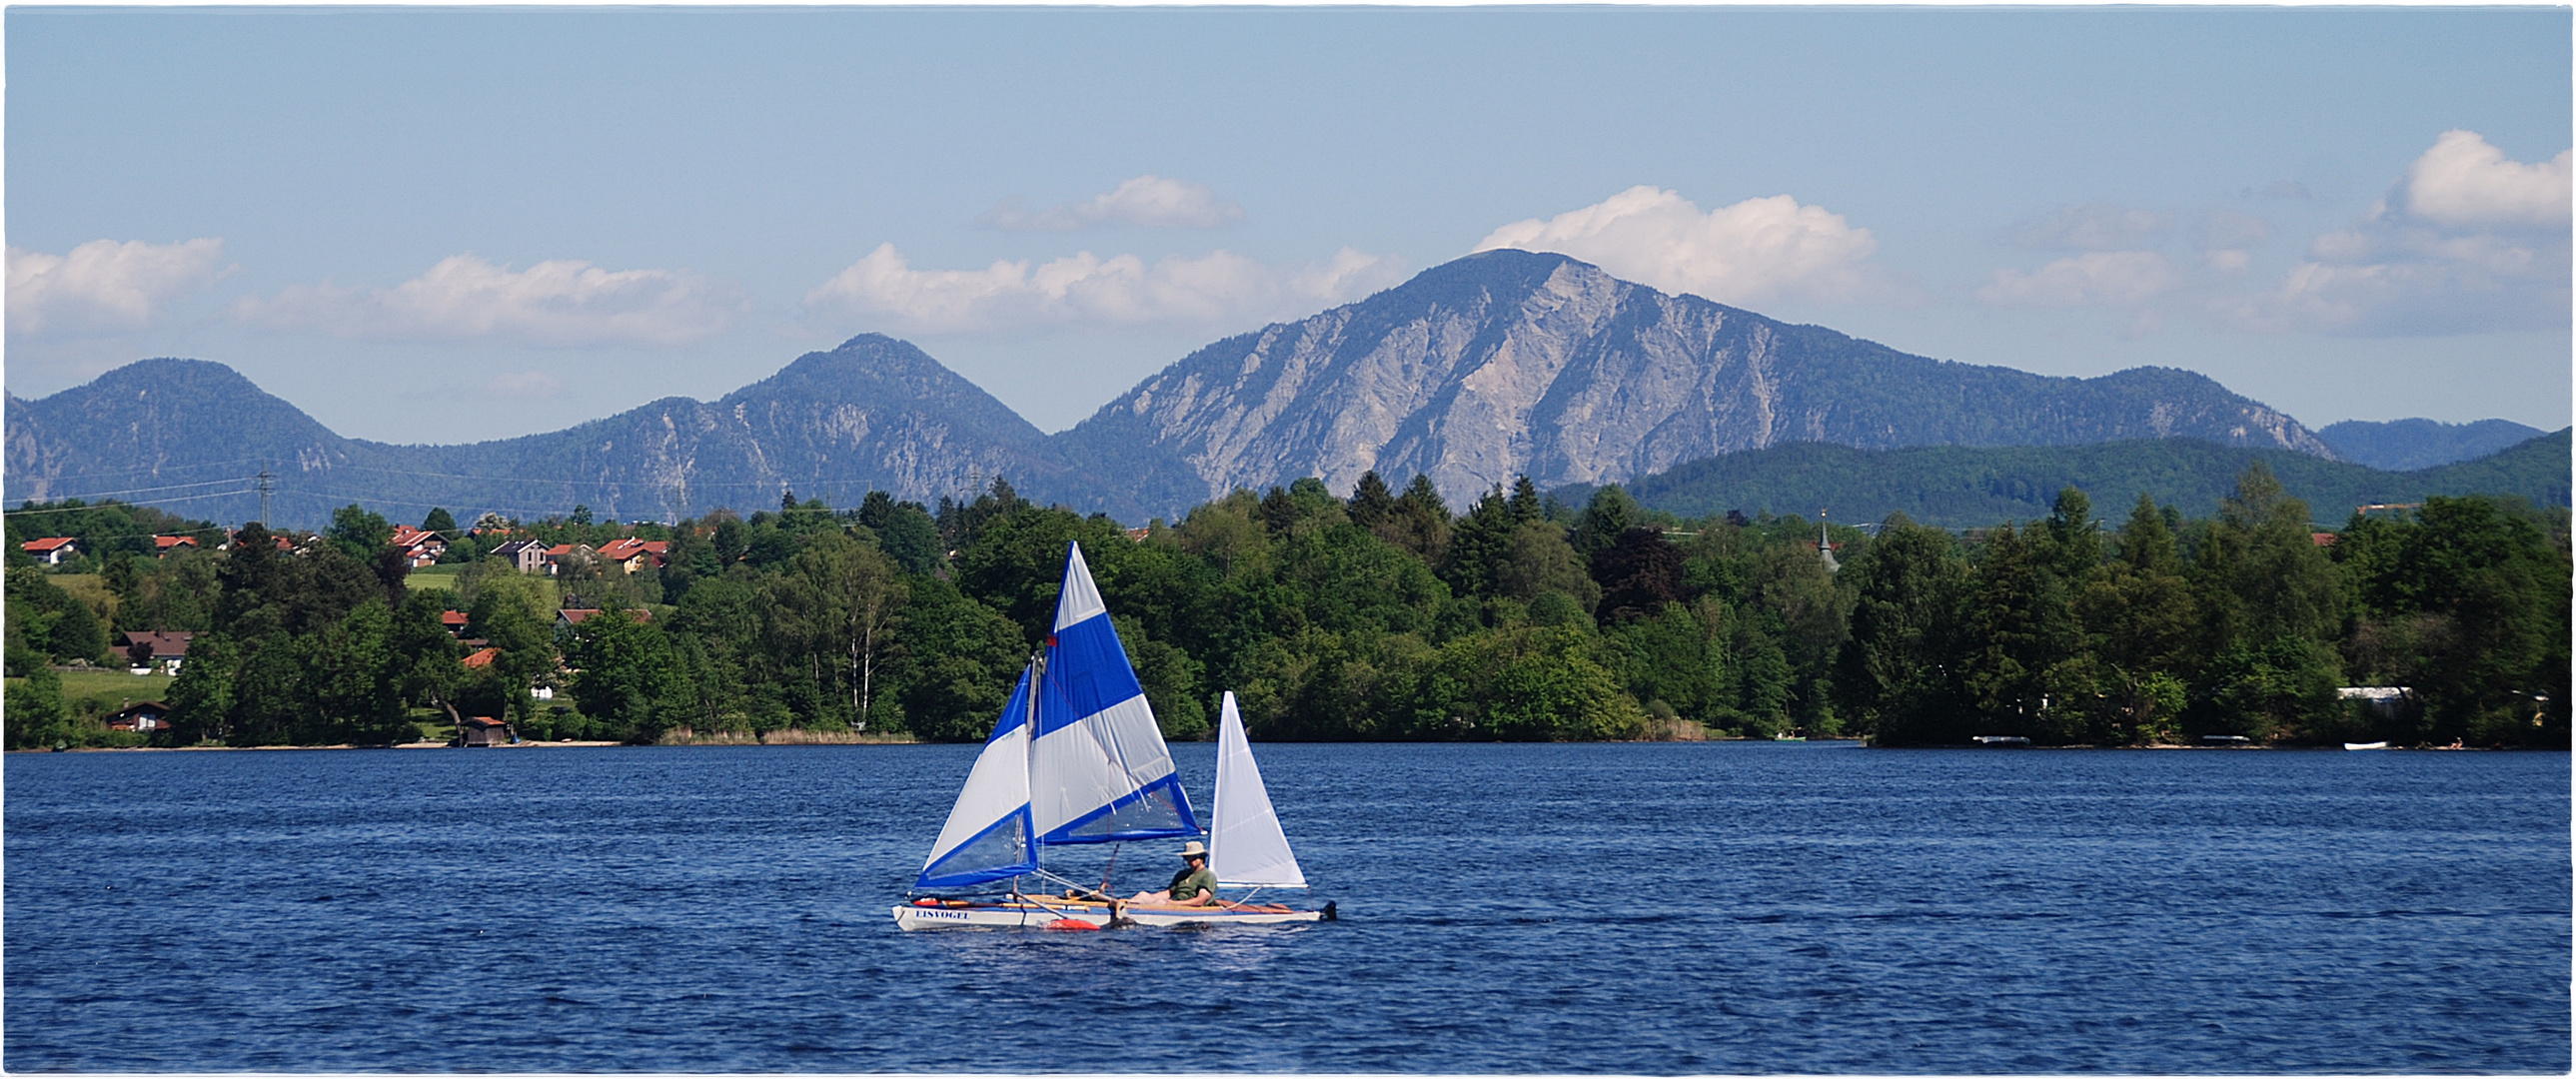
1052 249 2336 520
6 336 1060 528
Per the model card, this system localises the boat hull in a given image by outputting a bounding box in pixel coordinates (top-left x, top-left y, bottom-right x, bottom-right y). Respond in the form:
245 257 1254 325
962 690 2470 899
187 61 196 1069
891 900 1322 930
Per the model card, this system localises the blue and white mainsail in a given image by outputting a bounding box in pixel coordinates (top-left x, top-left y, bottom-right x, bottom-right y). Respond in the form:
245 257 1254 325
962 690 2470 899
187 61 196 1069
1031 541 1199 845
913 669 1040 889
911 540 1197 892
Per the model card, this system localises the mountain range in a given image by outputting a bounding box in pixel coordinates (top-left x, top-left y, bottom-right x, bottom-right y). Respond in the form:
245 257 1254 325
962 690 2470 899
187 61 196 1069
1571 429 2571 531
2313 418 2549 473
3 250 2553 529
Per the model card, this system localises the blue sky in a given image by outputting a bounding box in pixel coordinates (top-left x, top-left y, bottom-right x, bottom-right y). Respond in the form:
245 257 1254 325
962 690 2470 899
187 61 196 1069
8 7 2569 444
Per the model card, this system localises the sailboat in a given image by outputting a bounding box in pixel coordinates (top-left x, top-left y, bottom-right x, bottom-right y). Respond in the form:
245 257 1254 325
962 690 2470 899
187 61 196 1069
891 541 1326 930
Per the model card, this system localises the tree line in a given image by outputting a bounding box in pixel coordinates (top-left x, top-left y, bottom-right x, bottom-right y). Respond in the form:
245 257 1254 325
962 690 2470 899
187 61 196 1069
6 464 2567 749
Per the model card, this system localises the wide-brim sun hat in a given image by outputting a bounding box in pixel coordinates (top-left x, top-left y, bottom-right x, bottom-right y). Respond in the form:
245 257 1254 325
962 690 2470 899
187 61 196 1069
1175 840 1209 859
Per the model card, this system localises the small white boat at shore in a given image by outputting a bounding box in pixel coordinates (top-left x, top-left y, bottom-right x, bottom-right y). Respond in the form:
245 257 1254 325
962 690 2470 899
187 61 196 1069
2342 741 2390 750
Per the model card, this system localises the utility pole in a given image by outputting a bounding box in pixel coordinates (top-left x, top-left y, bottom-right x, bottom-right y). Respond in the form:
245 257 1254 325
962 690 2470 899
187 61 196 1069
256 467 275 529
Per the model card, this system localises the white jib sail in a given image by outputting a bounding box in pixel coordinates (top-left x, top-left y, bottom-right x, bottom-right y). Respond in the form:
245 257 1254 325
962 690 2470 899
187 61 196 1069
913 669 1037 889
1210 691 1307 888
1029 540 1198 844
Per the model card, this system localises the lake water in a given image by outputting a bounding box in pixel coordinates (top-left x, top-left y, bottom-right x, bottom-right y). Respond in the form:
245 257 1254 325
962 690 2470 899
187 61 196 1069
5 742 2566 1073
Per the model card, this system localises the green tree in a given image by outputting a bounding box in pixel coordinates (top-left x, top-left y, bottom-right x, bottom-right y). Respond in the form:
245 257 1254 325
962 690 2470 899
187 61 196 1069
2188 464 2344 738
1834 516 1967 744
1571 486 1642 565
2071 495 2197 744
1379 474 1452 563
888 575 1032 740
1346 471 1397 532
326 504 395 562
312 599 411 744
2336 497 2570 744
6 663 73 749
769 532 909 729
162 633 240 744
566 608 685 742
391 590 466 729
467 570 557 725
858 492 946 575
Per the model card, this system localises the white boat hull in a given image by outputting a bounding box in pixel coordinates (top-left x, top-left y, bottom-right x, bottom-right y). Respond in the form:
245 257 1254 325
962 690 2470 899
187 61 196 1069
891 899 1323 930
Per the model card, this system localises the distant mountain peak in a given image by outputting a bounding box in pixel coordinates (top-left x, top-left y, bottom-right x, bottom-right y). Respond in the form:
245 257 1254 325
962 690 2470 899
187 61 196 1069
2316 417 2551 472
1049 252 2337 519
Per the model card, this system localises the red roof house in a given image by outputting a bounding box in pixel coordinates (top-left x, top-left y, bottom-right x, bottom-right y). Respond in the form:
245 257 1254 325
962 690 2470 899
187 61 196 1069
596 539 668 574
20 537 79 564
387 525 450 568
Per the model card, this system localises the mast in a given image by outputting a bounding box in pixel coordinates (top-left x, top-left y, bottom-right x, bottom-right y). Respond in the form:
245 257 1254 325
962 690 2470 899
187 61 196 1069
1023 646 1044 884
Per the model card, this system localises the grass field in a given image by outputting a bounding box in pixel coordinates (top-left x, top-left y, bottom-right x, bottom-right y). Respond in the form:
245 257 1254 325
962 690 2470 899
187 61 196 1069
50 666 174 706
407 564 464 590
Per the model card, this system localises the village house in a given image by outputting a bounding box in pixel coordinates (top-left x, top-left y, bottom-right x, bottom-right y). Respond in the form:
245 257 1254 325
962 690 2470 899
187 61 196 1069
107 701 172 732
19 537 80 564
153 535 200 557
458 715 514 746
461 646 500 669
441 610 471 636
594 538 669 574
489 539 549 573
387 525 449 567
116 630 193 674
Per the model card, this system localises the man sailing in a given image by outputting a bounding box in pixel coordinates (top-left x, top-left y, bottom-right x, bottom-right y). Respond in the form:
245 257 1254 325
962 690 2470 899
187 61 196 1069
1128 840 1219 907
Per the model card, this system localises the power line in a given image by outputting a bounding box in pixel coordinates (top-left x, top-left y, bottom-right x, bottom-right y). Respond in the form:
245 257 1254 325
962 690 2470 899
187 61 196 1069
3 457 271 484
9 477 250 501
322 462 892 492
2 489 255 516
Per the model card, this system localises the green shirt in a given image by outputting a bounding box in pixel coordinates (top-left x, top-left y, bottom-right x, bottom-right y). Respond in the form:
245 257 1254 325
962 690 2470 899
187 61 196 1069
1165 864 1217 904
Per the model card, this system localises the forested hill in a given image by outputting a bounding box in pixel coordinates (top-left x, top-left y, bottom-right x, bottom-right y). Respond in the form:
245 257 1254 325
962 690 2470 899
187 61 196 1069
2316 418 2548 472
1583 429 2573 529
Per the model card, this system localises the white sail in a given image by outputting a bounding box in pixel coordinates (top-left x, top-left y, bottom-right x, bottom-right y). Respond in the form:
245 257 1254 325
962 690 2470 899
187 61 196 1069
1028 540 1199 845
1210 691 1307 888
913 668 1038 889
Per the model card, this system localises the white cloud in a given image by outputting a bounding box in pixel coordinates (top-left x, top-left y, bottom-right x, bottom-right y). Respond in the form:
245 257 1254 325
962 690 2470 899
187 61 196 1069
802 243 1403 335
979 175 1245 232
234 255 747 347
6 238 229 340
2006 203 2168 251
1976 251 2182 309
2213 130 2570 336
2403 130 2571 228
1470 186 1904 308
